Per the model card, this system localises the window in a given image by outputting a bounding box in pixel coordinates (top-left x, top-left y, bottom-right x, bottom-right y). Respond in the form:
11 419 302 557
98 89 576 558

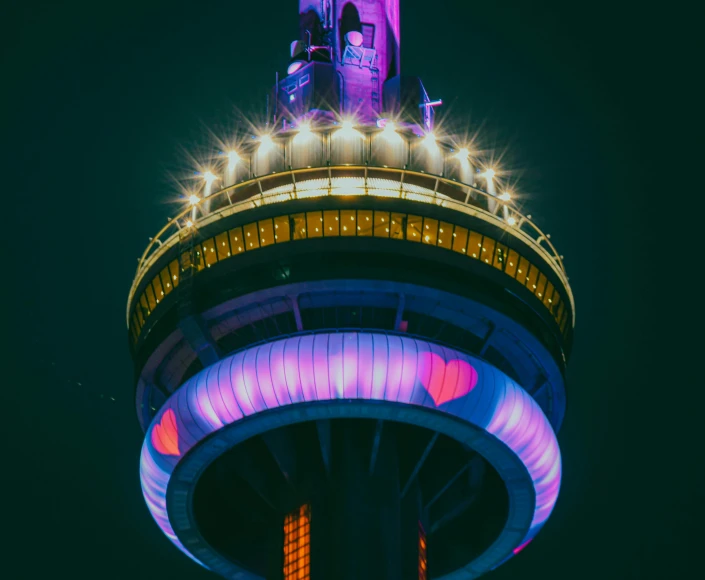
536 273 548 299
358 210 373 236
468 231 483 258
452 226 468 254
438 222 453 249
493 243 508 271
555 300 565 325
549 289 561 315
283 504 311 580
516 256 530 281
505 249 519 278
139 294 150 319
151 276 164 303
543 282 554 309
259 219 275 247
407 215 422 242
202 238 218 267
215 231 230 260
243 223 260 249
324 210 340 236
390 213 405 239
374 211 390 238
145 284 157 311
159 267 172 296
229 227 244 254
480 236 495 265
341 210 356 236
168 259 180 288
525 263 539 292
274 215 290 243
306 211 323 238
422 217 438 245
292 213 307 240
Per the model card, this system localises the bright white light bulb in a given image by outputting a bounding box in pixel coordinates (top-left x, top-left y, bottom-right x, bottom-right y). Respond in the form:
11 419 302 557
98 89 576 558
499 192 511 201
189 194 200 206
342 119 355 130
227 151 240 168
507 216 516 226
203 171 217 184
384 120 397 133
186 220 194 228
259 134 274 153
484 168 496 179
455 148 470 161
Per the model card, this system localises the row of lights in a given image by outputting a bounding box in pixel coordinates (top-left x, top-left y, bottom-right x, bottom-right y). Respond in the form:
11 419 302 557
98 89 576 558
186 118 515 226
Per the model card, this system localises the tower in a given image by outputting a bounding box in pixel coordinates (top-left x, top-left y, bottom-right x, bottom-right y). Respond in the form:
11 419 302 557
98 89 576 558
128 1 574 578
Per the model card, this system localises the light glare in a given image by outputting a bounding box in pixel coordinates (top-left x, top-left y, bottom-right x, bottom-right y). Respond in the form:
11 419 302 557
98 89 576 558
189 194 200 206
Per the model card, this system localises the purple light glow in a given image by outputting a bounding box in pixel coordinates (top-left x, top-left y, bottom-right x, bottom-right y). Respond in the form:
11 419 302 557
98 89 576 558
140 333 561 569
287 61 304 75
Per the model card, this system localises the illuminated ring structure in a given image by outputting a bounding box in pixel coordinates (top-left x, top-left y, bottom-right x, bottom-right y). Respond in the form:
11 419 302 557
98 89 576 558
140 332 561 578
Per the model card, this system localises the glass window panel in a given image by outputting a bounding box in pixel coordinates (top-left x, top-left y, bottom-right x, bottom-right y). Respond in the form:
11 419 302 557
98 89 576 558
291 213 307 240
160 267 173 296
406 215 422 242
525 263 539 292
341 210 356 236
192 246 205 271
452 226 468 254
358 210 373 236
152 275 164 303
468 231 483 258
516 256 530 282
202 238 218 267
168 259 180 288
438 222 453 249
243 223 260 249
259 219 275 247
505 249 519 278
215 231 230 260
274 215 290 243
555 300 565 324
390 213 405 239
139 294 150 319
323 210 340 236
374 211 390 237
306 211 323 238
543 282 554 309
549 290 561 315
493 243 508 271
229 227 244 254
560 309 569 333
145 285 157 311
480 237 495 265
422 217 438 245
536 273 548 299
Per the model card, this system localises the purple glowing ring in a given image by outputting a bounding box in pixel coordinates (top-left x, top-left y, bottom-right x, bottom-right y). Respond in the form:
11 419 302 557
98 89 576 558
140 332 561 578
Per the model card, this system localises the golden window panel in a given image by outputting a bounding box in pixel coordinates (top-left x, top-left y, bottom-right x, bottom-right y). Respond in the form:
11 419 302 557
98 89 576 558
422 217 439 245
493 243 508 271
259 219 275 247
202 238 218 267
480 236 495 265
357 210 373 236
291 213 307 240
159 267 173 296
438 222 453 249
323 210 340 236
151 275 164 303
168 259 180 288
390 213 405 239
274 215 291 242
229 227 245 254
505 249 519 278
452 226 468 254
374 210 390 238
340 209 356 236
215 231 230 260
243 223 260 249
468 231 483 258
306 211 323 238
406 214 422 241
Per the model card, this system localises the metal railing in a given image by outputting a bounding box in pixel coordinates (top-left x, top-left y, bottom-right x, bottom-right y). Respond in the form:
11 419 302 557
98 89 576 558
127 166 574 327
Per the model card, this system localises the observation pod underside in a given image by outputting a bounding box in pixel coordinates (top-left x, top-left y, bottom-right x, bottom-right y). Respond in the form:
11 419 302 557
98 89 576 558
141 332 561 579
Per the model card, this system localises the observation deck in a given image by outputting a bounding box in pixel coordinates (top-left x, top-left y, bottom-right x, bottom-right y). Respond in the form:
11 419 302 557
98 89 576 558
128 122 573 434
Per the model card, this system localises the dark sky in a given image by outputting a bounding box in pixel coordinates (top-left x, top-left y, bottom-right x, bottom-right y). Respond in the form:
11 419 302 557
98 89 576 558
1 1 699 579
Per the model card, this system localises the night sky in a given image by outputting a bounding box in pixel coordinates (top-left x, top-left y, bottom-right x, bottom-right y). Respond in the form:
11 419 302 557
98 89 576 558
1 1 699 579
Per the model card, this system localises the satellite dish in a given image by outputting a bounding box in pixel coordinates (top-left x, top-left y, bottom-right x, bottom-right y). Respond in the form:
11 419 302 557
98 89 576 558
345 30 363 47
291 40 305 58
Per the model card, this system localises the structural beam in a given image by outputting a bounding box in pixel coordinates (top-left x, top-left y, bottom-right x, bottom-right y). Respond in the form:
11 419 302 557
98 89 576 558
401 432 439 498
369 419 384 475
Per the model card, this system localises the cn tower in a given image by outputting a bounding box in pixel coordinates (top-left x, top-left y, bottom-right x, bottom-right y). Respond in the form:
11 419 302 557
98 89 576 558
127 1 574 578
